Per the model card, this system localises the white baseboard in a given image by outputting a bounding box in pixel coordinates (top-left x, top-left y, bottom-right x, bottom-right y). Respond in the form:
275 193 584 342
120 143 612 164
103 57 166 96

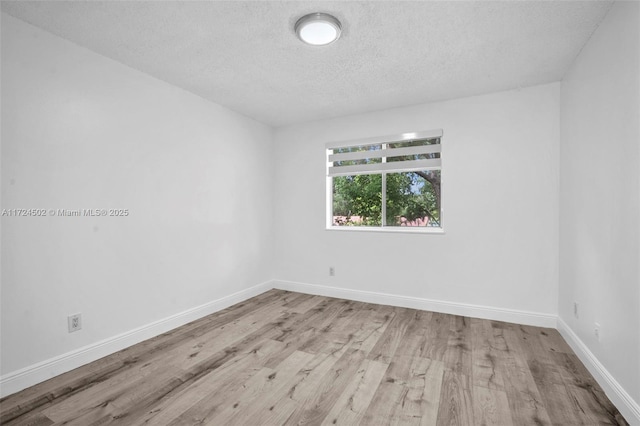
0 280 273 398
557 317 640 425
272 280 557 328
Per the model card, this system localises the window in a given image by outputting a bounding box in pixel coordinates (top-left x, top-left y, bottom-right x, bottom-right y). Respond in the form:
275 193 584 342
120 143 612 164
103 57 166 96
327 129 443 231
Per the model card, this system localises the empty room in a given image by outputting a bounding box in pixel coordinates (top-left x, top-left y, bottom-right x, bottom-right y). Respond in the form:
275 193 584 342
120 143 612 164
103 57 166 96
1 1 638 425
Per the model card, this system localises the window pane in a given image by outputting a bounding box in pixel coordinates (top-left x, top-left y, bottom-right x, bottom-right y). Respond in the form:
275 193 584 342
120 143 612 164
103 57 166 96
332 174 382 226
332 144 382 167
387 137 439 148
387 138 440 162
385 171 441 227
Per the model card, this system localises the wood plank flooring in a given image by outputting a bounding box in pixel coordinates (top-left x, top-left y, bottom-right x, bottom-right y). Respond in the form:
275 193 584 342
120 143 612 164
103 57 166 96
0 290 628 425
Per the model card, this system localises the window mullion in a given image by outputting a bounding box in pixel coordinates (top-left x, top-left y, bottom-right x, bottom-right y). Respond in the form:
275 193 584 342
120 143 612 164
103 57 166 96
381 143 387 227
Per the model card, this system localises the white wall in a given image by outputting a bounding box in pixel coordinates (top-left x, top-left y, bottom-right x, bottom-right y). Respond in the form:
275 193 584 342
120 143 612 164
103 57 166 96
274 83 560 320
559 0 640 412
1 14 273 378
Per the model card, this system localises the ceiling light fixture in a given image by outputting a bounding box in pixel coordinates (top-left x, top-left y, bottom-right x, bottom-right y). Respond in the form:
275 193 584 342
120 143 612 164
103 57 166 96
295 13 342 46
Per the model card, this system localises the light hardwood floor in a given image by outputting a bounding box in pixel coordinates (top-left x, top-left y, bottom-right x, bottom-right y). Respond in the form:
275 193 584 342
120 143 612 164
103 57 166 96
0 290 628 425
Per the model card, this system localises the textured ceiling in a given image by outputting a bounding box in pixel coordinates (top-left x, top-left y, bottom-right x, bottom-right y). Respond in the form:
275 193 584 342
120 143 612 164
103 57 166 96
1 1 613 127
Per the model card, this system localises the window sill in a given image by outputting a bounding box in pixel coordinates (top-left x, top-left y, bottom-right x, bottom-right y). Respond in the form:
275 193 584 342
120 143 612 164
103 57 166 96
326 226 445 235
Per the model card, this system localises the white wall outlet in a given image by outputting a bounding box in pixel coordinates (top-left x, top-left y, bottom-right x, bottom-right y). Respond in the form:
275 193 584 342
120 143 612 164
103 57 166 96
329 266 335 276
594 322 601 341
68 313 82 333
573 301 579 319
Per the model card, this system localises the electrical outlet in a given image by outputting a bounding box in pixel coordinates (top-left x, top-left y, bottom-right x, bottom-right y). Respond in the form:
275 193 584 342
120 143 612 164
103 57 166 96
68 313 82 333
329 266 335 276
594 322 601 341
573 301 579 319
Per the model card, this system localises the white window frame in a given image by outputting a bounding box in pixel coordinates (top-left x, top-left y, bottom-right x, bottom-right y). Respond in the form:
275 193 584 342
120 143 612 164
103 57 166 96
326 129 445 234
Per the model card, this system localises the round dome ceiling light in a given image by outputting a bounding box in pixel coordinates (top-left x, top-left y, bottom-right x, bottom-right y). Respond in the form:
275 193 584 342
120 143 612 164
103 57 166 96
295 13 342 46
